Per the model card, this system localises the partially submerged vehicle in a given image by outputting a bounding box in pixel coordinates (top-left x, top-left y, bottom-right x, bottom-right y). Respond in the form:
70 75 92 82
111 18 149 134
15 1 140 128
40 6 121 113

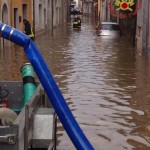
96 22 121 37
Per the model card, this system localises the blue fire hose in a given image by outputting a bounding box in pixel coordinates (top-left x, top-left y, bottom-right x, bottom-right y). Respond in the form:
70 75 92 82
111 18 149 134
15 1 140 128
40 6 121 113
0 23 94 150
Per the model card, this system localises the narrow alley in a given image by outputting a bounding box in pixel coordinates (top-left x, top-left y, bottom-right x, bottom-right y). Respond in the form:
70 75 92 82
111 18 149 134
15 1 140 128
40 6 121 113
0 16 150 150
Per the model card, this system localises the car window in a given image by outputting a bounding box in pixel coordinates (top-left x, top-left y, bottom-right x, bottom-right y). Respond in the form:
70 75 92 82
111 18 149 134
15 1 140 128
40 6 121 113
101 24 120 31
111 24 120 31
102 24 111 30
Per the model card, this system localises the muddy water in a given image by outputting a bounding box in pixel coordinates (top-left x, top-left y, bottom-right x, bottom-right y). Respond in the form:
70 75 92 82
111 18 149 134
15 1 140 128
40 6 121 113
0 17 150 150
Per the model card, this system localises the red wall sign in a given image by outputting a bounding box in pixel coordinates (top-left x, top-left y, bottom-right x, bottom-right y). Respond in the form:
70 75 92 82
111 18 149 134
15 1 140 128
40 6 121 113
109 0 142 18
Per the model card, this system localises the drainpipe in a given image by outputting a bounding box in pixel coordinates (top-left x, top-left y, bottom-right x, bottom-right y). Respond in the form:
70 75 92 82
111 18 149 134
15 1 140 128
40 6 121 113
10 0 12 26
52 0 54 29
133 13 137 46
147 1 149 50
33 0 35 40
68 0 71 22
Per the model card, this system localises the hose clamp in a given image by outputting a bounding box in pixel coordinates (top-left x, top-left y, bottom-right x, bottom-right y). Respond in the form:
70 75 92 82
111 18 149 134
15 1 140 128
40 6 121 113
1 24 6 31
9 28 15 39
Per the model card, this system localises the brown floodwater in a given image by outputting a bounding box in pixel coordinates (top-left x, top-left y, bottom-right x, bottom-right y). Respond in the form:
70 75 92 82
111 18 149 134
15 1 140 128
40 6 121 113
0 17 150 150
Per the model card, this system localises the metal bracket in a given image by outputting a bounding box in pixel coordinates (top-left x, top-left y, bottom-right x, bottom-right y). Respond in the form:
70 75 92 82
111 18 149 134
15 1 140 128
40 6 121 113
0 134 16 144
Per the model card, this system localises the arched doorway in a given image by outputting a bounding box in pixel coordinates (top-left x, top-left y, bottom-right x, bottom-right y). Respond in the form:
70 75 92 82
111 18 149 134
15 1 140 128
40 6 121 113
2 3 9 48
2 3 8 24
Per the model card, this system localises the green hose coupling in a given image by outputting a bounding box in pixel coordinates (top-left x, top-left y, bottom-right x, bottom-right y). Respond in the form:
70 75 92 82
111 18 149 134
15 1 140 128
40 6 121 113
20 63 36 106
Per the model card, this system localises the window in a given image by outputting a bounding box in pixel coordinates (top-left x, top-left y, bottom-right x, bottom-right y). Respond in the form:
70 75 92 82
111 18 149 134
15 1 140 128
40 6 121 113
102 24 120 31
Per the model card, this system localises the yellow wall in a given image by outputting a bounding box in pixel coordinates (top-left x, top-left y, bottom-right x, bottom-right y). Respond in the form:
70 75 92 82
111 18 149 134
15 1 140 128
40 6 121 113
98 0 100 22
22 0 32 23
11 0 21 29
11 0 32 31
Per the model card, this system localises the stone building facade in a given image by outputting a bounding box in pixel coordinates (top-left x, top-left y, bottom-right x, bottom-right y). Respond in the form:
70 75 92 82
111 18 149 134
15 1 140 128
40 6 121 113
0 0 70 47
136 0 150 55
82 0 94 15
0 0 32 31
0 0 32 48
34 0 69 33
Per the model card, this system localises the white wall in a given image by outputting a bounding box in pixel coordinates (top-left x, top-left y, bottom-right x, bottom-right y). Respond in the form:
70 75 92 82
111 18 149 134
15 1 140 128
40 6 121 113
34 0 48 32
34 0 68 32
53 0 67 27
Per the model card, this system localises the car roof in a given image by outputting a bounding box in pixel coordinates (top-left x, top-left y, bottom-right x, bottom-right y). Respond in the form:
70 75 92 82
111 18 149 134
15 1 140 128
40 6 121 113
101 22 119 25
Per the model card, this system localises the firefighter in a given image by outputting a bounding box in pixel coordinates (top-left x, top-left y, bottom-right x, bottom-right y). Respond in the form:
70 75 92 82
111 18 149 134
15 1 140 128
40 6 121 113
72 17 79 29
23 19 34 41
73 16 81 29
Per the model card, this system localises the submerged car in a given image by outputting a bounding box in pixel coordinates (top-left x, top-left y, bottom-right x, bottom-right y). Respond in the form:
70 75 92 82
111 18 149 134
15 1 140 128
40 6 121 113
96 22 121 37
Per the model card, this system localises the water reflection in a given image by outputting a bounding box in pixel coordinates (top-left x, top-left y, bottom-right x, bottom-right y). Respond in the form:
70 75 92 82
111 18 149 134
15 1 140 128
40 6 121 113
0 44 28 80
0 17 150 150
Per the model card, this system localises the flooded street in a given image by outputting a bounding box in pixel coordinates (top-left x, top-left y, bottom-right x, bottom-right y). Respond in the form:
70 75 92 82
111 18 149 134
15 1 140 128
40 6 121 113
1 17 150 150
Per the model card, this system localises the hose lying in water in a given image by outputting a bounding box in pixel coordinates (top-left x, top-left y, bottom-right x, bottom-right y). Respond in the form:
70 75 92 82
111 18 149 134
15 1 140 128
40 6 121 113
0 23 94 150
